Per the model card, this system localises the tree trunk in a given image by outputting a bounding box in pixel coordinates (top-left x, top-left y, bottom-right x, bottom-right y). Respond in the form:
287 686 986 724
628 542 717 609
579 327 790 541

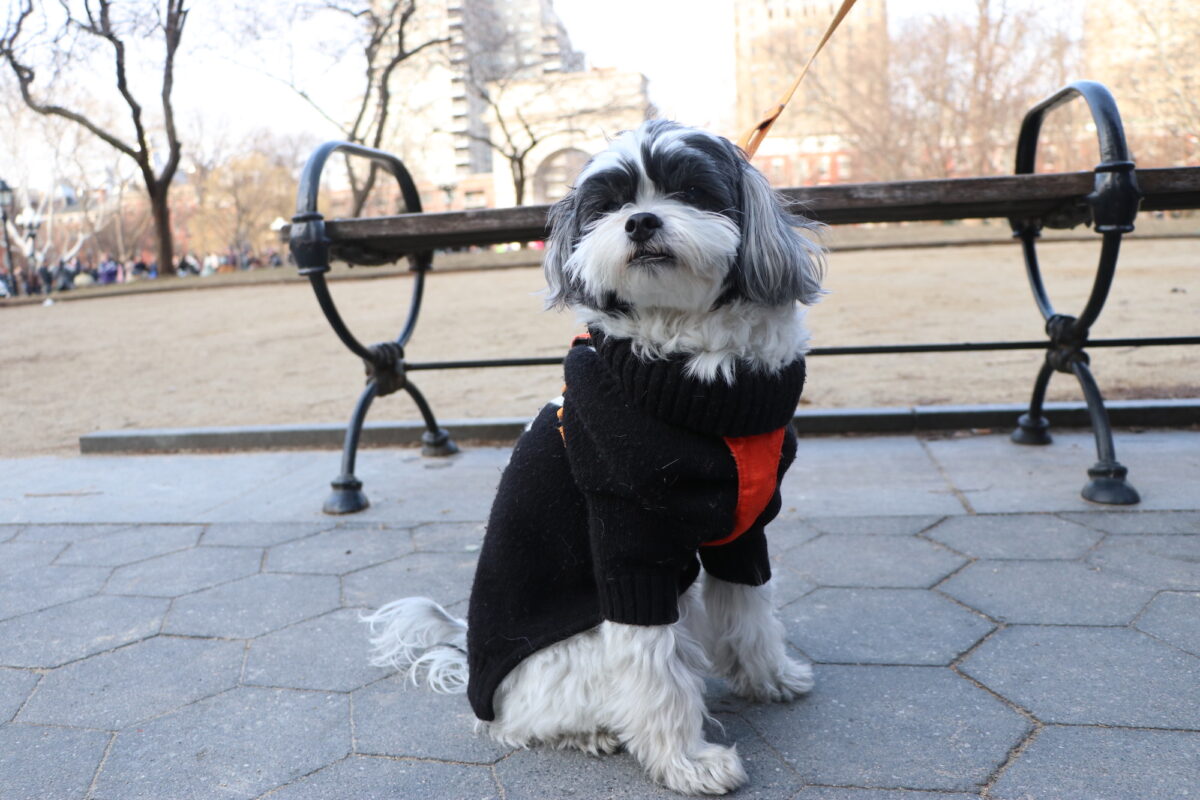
511 157 526 206
147 183 175 275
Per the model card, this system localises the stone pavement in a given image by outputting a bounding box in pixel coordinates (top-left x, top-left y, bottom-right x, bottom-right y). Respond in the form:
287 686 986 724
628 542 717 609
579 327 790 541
0 429 1198 799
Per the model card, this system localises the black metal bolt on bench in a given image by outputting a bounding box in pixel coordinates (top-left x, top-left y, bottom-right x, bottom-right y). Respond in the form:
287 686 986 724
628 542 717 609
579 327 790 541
289 81 1200 514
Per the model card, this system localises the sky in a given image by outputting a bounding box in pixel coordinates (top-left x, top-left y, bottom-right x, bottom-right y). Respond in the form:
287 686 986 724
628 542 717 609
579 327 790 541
553 0 737 130
180 0 958 145
176 0 746 143
550 0 974 132
6 0 1073 190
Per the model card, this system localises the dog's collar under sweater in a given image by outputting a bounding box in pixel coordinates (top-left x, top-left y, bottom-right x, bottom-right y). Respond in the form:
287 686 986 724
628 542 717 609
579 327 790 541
585 328 804 438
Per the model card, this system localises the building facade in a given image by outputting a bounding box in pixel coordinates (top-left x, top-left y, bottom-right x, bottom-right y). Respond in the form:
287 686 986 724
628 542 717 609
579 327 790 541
378 0 650 210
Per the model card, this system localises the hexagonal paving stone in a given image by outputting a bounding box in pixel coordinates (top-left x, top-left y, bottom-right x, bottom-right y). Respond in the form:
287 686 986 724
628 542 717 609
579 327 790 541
266 756 500 800
409 521 485 554
16 523 128 543
244 609 381 692
0 724 110 800
940 561 1156 625
781 588 993 665
764 518 823 553
1088 535 1200 590
496 746 685 800
494 713 802 800
1136 591 1200 656
768 559 819 609
739 665 1031 792
201 521 335 547
266 526 412 575
343 550 480 611
0 564 110 622
105 546 263 597
0 540 66 577
353 676 514 764
93 687 350 800
0 595 168 668
1060 510 1200 535
926 514 1100 559
808 515 944 537
795 789 980 800
0 667 39 721
163 573 340 639
713 712 808 798
17 636 243 730
960 626 1200 728
779 536 966 588
990 726 1200 800
57 524 203 567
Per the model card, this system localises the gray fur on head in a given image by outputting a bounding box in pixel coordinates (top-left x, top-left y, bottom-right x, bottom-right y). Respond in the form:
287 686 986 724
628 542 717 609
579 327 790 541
732 159 826 307
542 121 824 315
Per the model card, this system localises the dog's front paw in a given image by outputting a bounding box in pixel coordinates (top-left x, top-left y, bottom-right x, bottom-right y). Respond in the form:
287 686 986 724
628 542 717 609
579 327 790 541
552 729 622 755
729 657 814 703
656 743 747 796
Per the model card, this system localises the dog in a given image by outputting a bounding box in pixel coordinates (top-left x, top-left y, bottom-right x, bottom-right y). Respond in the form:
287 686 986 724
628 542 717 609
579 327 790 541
363 119 825 795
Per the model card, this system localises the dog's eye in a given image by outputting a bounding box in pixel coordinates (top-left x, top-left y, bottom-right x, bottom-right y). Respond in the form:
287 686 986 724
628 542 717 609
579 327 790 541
679 186 704 203
600 200 621 214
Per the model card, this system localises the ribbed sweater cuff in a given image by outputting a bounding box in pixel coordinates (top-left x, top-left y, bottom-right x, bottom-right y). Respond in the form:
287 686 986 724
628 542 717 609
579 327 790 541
597 571 680 626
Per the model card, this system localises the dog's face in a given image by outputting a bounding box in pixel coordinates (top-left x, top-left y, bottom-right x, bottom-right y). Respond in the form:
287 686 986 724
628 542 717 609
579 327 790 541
544 120 824 316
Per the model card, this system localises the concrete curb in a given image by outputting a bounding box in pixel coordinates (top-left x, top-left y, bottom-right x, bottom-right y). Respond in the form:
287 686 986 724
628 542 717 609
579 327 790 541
78 398 1200 454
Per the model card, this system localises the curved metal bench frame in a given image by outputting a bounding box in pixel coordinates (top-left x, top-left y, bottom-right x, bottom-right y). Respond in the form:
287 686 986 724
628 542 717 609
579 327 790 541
288 81 1183 514
1008 80 1142 504
289 141 458 515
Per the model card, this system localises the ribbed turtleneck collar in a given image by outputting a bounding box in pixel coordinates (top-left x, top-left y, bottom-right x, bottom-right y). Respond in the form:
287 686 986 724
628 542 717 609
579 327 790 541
585 328 804 438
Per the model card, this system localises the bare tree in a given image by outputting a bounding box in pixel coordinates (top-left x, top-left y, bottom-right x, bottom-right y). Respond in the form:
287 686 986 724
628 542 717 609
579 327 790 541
248 0 449 216
767 0 1077 181
183 129 305 259
1087 0 1200 166
1 0 188 273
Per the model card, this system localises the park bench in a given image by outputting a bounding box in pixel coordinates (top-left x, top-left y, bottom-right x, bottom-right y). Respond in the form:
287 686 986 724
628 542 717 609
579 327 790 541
288 81 1200 514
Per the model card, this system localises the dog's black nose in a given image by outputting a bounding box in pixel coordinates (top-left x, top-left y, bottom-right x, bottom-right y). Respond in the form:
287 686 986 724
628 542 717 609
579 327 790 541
624 212 662 242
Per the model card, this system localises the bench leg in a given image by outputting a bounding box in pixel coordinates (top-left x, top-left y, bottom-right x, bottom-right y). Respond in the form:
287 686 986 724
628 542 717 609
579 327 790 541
403 381 459 457
1071 359 1140 505
324 381 378 515
1012 358 1055 446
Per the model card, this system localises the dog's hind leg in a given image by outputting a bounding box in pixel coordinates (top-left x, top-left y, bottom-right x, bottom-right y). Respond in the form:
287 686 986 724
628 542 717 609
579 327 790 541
599 589 747 795
702 576 813 703
485 627 617 752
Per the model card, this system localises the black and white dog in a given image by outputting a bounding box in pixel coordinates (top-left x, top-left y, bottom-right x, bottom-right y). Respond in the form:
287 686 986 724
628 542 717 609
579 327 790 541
364 120 825 795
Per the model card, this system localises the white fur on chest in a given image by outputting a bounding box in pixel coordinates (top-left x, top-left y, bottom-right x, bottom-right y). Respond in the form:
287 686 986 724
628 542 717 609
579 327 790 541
584 301 809 383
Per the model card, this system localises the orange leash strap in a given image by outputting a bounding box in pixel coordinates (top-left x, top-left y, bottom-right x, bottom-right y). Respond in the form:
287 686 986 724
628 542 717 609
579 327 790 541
736 0 859 158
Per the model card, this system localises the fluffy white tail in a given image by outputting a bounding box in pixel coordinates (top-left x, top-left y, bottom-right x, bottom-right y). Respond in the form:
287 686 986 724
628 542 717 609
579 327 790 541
362 597 469 694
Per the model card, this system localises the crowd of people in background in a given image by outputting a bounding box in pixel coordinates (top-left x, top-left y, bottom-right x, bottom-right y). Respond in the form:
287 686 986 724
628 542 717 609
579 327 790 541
0 248 289 298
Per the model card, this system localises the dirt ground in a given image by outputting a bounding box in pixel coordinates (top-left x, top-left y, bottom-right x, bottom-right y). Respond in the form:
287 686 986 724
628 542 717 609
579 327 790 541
2 237 1196 457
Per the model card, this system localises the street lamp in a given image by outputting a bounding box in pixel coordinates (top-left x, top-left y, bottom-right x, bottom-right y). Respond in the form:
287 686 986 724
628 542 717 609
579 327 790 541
0 179 15 297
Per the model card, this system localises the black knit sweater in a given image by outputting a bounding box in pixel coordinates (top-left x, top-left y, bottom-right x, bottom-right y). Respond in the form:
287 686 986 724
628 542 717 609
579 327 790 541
466 331 803 721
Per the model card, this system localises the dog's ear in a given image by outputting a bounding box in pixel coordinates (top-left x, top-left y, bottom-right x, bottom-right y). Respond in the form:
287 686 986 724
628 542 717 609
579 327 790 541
542 190 579 310
734 157 826 306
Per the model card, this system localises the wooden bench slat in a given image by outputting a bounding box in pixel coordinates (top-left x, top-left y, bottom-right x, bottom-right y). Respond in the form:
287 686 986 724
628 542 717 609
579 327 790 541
319 167 1200 257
